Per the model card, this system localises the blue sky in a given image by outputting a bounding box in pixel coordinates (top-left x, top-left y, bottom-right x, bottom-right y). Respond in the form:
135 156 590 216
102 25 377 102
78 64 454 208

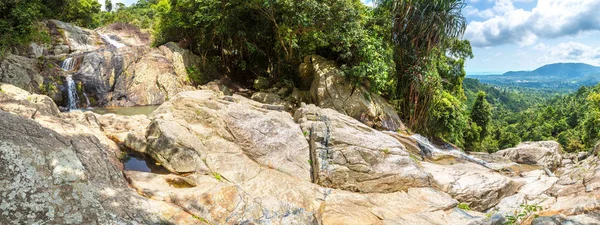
105 0 600 74
360 0 600 74
462 0 600 74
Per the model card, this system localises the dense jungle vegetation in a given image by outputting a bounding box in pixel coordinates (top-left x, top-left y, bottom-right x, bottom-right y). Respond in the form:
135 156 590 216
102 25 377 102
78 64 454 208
2 0 599 153
464 78 600 153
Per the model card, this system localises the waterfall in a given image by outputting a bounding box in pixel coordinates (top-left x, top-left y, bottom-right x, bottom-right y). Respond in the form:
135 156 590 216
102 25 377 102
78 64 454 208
61 57 79 110
99 33 126 49
65 75 79 110
61 57 75 71
411 134 489 167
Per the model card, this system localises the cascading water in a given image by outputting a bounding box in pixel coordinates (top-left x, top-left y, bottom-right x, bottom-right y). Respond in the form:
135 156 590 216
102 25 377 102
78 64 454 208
99 33 126 49
61 57 79 110
61 57 75 71
411 134 489 167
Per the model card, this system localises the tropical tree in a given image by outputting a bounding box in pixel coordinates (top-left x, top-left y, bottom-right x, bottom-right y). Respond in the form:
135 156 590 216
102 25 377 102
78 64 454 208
105 0 112 12
377 0 467 128
471 91 492 138
0 0 44 56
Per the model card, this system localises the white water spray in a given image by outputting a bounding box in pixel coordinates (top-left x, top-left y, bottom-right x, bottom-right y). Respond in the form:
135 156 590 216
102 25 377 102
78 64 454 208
99 33 126 49
411 134 488 166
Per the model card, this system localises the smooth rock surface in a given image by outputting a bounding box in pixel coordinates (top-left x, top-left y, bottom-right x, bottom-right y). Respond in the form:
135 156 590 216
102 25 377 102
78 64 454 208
494 141 563 170
294 104 434 193
422 161 518 211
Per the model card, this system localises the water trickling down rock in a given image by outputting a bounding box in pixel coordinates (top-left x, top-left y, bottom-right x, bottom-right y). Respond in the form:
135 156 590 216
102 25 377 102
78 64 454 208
62 57 79 110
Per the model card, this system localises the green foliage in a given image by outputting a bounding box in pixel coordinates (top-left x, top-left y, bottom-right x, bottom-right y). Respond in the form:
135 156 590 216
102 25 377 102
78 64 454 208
381 148 390 155
105 0 112 12
186 66 208 86
464 78 600 153
212 172 223 181
464 122 481 150
191 214 211 224
470 91 492 139
154 0 394 90
98 0 166 30
42 0 102 28
457 203 470 211
0 0 44 56
427 90 468 146
380 0 469 131
504 203 542 225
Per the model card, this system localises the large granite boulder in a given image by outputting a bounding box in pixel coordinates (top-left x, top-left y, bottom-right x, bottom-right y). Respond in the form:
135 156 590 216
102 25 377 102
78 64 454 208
45 20 100 54
74 41 195 107
422 161 518 211
0 55 43 93
127 90 311 178
301 55 406 131
0 88 203 224
494 141 563 170
294 104 434 193
0 83 60 118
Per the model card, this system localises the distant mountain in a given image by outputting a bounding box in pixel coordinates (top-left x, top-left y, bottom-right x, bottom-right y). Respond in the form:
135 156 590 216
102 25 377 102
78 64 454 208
468 63 600 90
504 63 600 78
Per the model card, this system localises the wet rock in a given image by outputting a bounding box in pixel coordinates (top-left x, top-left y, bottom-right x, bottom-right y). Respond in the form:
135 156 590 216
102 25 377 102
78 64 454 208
46 20 99 53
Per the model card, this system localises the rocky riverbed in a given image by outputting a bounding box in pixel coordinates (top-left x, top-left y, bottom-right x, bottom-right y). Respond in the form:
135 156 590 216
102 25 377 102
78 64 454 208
2 81 600 225
2 20 600 225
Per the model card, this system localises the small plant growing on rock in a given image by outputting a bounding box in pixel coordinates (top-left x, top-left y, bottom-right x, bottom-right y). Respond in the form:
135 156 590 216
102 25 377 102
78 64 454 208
504 203 543 225
212 172 223 181
458 203 470 211
191 214 211 224
381 148 390 155
117 152 129 161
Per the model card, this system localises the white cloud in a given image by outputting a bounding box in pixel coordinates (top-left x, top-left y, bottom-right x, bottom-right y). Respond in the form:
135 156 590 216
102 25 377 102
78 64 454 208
533 43 548 51
464 0 515 19
465 0 600 47
536 42 600 65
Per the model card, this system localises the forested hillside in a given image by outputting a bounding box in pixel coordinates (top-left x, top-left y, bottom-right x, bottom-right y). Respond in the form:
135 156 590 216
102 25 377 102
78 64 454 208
464 78 600 153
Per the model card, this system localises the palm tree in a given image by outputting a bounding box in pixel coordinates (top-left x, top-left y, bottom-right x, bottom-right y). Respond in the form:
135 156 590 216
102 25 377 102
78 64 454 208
377 0 467 129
